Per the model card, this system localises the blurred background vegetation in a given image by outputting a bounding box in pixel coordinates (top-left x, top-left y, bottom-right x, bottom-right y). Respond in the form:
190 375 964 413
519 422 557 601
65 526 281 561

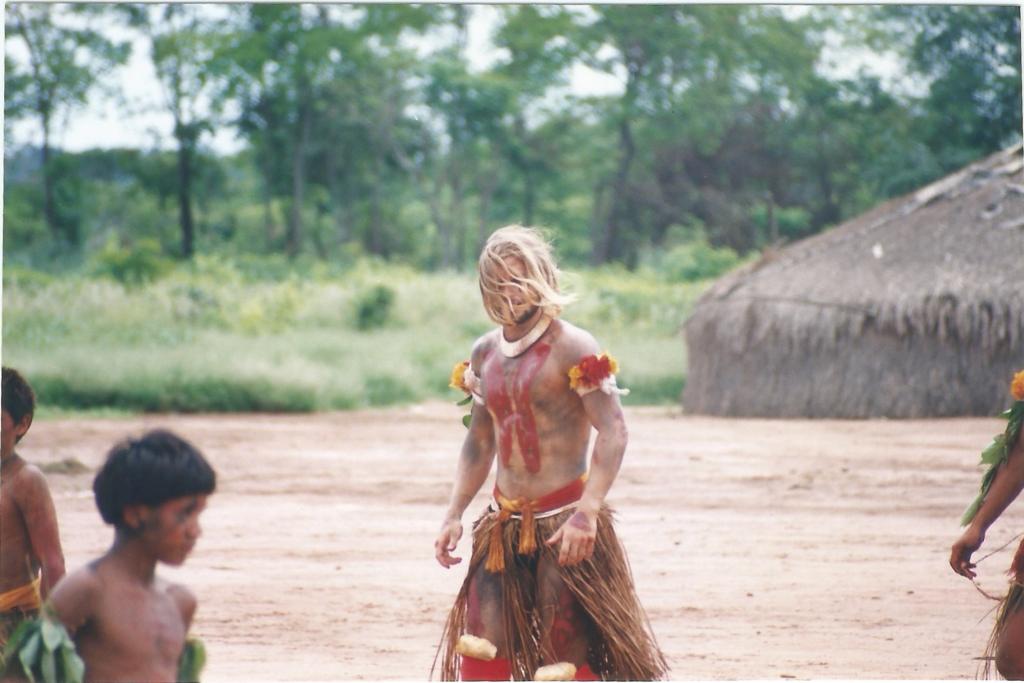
3 4 1020 413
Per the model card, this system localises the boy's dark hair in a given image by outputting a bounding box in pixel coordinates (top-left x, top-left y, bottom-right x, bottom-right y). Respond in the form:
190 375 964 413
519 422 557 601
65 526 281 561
2 367 36 425
93 429 216 528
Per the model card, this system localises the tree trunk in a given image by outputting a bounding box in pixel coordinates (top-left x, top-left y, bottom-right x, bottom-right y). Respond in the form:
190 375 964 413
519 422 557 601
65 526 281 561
176 122 196 259
476 162 499 258
522 164 535 227
324 132 350 249
40 111 59 241
426 168 449 268
368 154 386 257
446 158 465 269
593 116 635 265
287 102 312 258
813 129 840 228
259 147 277 248
514 115 535 226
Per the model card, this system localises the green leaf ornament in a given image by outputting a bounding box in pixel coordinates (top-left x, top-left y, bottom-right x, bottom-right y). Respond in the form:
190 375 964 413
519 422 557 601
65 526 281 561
961 399 1024 526
39 648 56 683
17 632 41 683
1 615 83 683
177 637 206 683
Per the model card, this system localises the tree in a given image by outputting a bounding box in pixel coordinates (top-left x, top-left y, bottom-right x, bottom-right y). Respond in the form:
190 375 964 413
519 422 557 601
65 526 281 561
421 47 513 267
874 5 1021 166
145 4 222 259
5 4 130 245
491 6 580 228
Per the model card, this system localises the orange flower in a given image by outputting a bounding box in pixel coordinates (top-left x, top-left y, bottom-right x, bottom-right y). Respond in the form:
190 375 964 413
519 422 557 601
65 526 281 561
449 360 470 393
568 352 619 390
1012 370 1024 402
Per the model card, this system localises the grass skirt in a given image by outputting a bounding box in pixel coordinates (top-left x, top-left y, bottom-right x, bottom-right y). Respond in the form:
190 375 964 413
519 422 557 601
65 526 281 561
983 581 1024 678
434 505 667 681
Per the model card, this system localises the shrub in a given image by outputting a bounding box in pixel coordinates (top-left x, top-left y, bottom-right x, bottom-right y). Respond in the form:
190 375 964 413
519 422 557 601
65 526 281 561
91 237 173 286
355 284 395 330
657 240 742 282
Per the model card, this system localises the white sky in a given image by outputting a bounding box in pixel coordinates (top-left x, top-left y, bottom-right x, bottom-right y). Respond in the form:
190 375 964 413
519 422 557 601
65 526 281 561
3 4 907 155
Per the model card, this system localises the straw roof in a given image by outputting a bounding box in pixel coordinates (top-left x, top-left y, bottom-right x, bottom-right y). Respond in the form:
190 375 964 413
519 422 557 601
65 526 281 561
683 144 1024 418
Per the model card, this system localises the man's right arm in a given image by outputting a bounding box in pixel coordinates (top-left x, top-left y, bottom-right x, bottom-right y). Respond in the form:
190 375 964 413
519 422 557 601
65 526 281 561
444 403 497 523
436 345 497 568
951 437 1024 579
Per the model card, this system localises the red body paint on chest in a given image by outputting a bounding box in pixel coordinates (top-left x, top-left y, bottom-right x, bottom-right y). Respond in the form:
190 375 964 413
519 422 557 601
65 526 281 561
484 343 551 473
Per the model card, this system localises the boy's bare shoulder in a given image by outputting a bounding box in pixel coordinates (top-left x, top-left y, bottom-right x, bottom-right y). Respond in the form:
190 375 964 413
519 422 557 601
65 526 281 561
163 580 198 625
8 461 54 503
48 563 102 630
52 563 101 599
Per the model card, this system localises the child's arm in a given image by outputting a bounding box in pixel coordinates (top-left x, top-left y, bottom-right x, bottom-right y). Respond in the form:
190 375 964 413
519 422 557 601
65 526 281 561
168 583 198 631
951 437 1024 579
16 466 65 597
168 584 204 683
46 568 100 637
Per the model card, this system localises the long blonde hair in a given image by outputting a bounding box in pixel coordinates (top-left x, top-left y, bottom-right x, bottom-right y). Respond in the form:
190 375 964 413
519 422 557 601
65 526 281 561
478 225 575 325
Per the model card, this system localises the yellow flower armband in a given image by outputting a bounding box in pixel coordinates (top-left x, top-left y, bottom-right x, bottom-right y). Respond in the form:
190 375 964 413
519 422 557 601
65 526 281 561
568 352 629 397
449 360 471 393
449 360 485 408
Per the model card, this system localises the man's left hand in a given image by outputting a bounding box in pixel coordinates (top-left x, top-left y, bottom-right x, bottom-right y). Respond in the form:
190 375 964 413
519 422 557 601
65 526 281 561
546 509 597 566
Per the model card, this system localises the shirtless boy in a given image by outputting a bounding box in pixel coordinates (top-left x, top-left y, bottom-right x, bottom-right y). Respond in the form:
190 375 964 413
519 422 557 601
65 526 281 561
47 429 215 682
0 367 65 646
434 225 666 681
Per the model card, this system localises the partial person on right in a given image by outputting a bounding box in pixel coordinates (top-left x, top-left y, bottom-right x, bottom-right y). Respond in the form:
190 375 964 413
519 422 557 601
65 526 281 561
951 370 1024 678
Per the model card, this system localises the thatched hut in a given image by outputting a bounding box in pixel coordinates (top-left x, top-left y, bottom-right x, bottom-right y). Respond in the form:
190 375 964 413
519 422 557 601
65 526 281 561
683 144 1024 418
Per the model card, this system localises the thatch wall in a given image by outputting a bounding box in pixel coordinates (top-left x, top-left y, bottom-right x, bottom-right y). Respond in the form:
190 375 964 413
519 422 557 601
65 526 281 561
683 144 1024 418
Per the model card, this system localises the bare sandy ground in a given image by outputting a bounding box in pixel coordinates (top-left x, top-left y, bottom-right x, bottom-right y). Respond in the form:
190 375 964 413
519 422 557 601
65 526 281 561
26 404 1022 680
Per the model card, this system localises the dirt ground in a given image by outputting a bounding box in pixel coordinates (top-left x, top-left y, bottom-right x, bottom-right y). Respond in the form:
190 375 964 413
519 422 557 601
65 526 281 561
27 403 1023 680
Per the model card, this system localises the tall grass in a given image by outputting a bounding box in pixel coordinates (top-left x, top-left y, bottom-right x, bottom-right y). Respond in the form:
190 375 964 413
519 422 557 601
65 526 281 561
2 257 707 413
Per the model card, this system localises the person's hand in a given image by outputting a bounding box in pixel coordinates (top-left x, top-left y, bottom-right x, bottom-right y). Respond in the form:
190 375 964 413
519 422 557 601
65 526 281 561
435 518 464 568
950 525 985 579
546 509 597 567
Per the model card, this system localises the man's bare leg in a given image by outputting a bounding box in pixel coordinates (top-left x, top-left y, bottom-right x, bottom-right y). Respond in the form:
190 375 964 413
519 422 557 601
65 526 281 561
461 564 510 680
537 554 595 679
997 606 1024 679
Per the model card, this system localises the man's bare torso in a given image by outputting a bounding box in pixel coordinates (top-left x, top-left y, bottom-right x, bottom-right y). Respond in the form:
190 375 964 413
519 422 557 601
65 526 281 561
474 319 593 500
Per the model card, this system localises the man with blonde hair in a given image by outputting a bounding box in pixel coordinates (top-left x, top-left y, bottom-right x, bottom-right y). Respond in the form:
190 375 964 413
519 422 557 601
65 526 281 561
434 225 666 681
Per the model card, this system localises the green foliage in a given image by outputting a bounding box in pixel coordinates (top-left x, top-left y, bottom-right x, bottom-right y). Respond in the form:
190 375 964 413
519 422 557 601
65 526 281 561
618 375 686 406
1 7 1019 411
177 637 206 683
90 237 174 286
5 4 132 243
2 260 699 412
960 401 1024 526
5 6 1019 268
875 6 1021 153
354 284 396 330
645 240 745 283
363 373 418 406
1 613 84 683
749 204 814 243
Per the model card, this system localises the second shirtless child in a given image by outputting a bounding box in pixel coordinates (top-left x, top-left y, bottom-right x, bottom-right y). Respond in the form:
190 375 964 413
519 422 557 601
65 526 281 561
47 429 215 683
